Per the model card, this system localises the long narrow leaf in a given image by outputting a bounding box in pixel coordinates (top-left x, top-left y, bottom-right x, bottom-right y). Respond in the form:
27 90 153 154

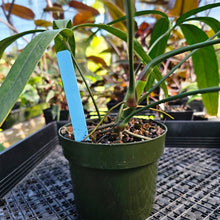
149 17 170 58
185 17 220 35
176 3 220 26
139 50 197 104
108 10 169 26
180 24 219 115
0 29 44 59
143 17 170 95
138 37 220 80
123 86 220 125
0 30 62 126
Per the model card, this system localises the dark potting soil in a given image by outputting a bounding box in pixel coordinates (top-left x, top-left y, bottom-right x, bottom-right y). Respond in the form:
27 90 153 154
61 118 165 144
165 105 191 112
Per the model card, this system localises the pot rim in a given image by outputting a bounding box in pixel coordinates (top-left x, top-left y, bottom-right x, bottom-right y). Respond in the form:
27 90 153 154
59 120 167 169
58 120 167 147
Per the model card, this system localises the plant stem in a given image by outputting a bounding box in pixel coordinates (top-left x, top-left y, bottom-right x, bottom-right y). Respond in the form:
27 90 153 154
82 101 125 141
124 129 152 140
135 62 143 75
125 0 135 92
124 0 137 108
88 122 115 133
149 107 174 119
133 105 174 119
116 62 143 123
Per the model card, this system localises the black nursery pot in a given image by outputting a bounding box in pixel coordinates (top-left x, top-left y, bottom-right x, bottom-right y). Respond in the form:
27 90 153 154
161 107 193 120
188 100 204 112
43 108 69 124
59 120 167 220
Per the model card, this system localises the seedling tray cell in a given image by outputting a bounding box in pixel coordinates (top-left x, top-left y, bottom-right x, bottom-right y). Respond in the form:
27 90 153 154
0 121 219 219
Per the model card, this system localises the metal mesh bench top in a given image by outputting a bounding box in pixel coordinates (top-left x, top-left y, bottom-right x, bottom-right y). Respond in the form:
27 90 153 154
1 144 219 220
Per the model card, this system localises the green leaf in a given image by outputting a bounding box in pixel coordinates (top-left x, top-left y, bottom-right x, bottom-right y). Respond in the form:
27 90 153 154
176 3 220 26
0 29 44 59
143 74 155 97
149 17 170 58
0 29 61 126
136 80 146 98
108 10 169 26
185 17 220 35
135 10 168 21
53 20 75 56
0 144 5 152
51 105 60 120
180 24 219 115
138 37 220 79
123 86 220 124
53 19 73 29
46 90 55 103
88 9 169 44
143 17 170 95
20 84 40 104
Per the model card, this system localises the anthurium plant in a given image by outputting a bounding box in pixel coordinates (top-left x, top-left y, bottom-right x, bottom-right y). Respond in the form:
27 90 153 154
0 1 219 134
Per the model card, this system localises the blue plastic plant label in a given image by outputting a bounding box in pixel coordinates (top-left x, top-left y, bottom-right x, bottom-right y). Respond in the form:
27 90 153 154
57 50 88 142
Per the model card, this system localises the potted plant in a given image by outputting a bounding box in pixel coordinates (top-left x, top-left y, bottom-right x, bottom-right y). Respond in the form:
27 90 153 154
0 1 220 219
40 66 70 124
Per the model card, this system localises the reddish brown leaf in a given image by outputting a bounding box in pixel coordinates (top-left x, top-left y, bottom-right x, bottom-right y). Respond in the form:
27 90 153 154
114 0 124 11
73 11 95 25
53 3 64 19
137 22 151 36
87 56 108 67
43 4 64 19
43 6 64 12
69 1 99 15
4 3 35 20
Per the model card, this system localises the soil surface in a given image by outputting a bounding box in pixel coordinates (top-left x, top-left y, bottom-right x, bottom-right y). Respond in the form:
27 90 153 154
165 105 192 112
61 118 165 144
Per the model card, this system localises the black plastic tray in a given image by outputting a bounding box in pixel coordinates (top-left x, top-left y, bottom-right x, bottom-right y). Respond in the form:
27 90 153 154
165 120 220 147
0 121 219 219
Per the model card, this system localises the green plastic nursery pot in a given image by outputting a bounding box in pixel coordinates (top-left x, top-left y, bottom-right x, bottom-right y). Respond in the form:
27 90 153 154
59 121 167 220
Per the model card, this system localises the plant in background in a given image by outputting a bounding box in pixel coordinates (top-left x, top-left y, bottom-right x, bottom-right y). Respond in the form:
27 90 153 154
86 0 220 118
0 1 219 129
0 0 104 118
